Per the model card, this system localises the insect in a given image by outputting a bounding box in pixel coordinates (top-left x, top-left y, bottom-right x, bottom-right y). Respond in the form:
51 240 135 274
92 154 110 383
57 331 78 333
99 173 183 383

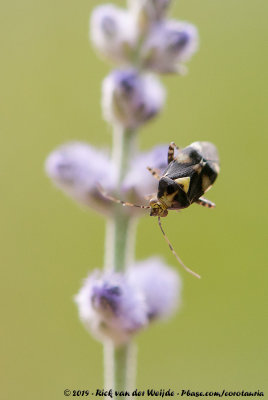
99 141 220 279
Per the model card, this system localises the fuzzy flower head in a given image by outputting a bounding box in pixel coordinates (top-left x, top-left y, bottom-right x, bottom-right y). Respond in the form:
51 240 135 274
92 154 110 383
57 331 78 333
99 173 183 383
75 258 181 346
45 142 116 215
75 270 148 346
141 20 199 73
102 68 166 130
90 4 137 65
122 144 168 201
128 257 181 320
128 0 171 33
45 142 173 217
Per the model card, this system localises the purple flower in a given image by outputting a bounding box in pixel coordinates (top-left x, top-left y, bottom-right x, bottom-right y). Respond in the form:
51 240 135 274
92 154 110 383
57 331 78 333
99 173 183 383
45 142 116 215
122 144 168 201
45 142 172 216
141 20 199 73
75 257 180 345
102 68 166 130
75 270 148 346
128 257 181 320
90 4 137 65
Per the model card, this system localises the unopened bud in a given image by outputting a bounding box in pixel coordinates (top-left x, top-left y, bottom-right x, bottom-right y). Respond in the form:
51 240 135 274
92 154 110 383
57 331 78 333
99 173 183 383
128 0 171 33
141 20 199 73
90 4 137 64
102 69 166 130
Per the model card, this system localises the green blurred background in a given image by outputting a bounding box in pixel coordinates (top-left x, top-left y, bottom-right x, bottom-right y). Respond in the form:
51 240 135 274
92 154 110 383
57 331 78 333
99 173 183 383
1 0 267 398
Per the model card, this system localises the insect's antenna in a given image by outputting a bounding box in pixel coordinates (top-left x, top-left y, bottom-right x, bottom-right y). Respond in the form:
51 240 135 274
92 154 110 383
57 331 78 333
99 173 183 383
97 184 151 210
157 217 201 279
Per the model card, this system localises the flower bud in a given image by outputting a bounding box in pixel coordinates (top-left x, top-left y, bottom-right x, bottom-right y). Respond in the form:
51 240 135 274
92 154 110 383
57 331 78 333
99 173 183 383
128 257 181 320
45 142 116 216
102 69 166 130
90 4 137 64
141 20 199 73
75 270 148 346
128 0 171 33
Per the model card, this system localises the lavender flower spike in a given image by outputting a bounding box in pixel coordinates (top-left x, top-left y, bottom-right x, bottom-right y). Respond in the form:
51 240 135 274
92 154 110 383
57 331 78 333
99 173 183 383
75 270 148 346
45 142 116 216
90 4 137 65
141 20 199 74
129 257 181 320
102 69 166 130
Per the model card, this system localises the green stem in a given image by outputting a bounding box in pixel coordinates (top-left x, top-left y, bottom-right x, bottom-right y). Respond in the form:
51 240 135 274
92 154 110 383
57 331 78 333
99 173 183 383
112 126 137 189
103 126 138 397
114 342 137 393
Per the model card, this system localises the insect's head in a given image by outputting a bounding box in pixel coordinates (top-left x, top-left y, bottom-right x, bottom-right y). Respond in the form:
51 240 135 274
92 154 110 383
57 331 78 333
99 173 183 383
149 198 168 217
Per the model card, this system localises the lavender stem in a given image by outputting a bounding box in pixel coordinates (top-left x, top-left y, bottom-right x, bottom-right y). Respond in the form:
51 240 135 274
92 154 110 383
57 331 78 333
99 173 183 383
104 126 138 395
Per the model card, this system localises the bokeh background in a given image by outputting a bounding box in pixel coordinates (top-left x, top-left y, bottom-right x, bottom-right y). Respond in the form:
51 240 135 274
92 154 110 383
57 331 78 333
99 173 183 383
1 0 267 398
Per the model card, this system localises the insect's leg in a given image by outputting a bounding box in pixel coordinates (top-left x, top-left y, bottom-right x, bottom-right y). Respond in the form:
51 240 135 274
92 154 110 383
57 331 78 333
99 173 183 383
196 197 216 208
97 184 151 210
168 142 179 164
147 167 161 180
158 217 201 279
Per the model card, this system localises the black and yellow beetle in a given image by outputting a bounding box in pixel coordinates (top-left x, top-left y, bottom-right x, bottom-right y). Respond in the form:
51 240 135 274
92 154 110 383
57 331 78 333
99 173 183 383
99 141 220 278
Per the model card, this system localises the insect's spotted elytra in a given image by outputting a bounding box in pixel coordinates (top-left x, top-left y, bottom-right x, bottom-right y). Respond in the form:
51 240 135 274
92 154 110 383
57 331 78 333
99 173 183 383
98 141 220 279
